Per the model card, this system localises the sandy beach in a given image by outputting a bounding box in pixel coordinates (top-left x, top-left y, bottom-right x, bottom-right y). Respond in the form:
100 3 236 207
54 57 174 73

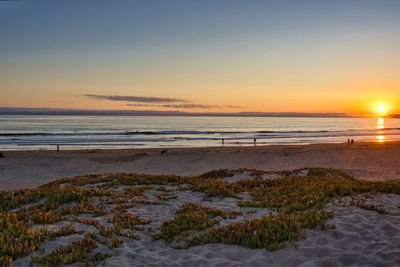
0 142 400 266
1 141 400 190
1 142 400 266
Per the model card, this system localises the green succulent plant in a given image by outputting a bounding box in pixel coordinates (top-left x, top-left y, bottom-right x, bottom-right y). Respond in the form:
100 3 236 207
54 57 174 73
1 168 399 266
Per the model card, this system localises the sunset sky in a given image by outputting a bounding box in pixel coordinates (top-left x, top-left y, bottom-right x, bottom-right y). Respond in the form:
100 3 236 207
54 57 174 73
1 0 399 116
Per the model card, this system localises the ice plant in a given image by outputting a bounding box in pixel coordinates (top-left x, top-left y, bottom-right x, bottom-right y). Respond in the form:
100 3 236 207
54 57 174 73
0 168 399 265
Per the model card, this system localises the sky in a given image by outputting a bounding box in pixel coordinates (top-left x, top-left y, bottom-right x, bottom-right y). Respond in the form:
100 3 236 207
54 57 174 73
0 0 399 116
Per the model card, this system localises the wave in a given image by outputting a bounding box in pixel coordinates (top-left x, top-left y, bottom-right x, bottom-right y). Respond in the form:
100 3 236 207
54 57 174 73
2 132 400 145
0 132 120 137
0 132 51 136
2 128 400 138
380 128 400 131
257 130 331 133
126 130 335 135
125 130 241 135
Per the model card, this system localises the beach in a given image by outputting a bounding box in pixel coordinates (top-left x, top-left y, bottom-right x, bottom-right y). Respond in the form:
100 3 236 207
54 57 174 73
1 141 400 191
1 141 400 266
2 1 400 265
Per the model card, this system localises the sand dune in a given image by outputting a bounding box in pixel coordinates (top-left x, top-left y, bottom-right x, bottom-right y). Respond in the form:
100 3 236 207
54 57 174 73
5 169 400 266
103 194 400 267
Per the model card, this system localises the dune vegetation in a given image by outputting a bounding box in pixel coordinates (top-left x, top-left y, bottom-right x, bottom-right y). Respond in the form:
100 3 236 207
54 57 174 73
1 168 399 266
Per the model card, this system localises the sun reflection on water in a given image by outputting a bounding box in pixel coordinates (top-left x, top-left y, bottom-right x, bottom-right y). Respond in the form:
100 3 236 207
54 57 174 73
376 118 385 142
377 118 384 129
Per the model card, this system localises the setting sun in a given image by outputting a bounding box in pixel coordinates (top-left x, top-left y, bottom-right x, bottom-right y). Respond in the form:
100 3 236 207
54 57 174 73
377 105 386 113
2 2 400 266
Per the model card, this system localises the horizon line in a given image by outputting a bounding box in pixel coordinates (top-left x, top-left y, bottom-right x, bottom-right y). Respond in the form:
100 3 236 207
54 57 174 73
0 107 360 118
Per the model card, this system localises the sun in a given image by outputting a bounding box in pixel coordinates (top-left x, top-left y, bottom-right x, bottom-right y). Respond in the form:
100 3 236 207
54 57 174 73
377 104 385 113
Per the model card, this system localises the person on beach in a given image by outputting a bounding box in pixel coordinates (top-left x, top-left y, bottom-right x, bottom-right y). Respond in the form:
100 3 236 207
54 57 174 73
254 138 257 146
222 138 224 145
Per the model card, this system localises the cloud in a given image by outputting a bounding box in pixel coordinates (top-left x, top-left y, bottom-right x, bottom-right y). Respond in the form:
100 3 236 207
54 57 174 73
126 103 153 107
126 104 243 109
85 94 187 103
159 104 244 109
0 107 351 117
159 104 220 109
85 94 243 109
127 103 218 109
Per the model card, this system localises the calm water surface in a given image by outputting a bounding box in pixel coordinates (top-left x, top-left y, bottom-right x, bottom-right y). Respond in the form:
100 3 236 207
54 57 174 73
1 116 399 150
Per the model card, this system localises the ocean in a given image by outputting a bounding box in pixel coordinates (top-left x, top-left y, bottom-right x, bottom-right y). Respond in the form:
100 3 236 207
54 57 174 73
1 115 399 150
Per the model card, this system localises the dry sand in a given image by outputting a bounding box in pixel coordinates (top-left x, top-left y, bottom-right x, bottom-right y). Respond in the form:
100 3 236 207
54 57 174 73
1 141 400 190
9 170 400 267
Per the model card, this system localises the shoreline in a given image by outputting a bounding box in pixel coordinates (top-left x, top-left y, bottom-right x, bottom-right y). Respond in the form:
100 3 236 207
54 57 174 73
2 139 399 152
2 141 400 190
1 138 400 152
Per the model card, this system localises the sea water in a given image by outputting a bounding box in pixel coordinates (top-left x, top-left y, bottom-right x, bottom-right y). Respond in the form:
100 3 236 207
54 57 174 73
1 115 399 150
